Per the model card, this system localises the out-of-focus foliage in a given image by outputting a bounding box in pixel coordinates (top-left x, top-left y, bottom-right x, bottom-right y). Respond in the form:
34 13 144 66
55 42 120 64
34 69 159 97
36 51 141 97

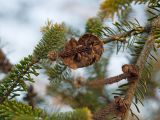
85 17 103 37
42 59 71 85
50 108 92 120
0 101 92 120
100 0 148 18
0 101 47 120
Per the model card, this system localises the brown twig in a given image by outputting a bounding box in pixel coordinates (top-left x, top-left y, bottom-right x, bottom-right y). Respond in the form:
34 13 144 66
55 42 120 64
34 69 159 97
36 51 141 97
121 18 160 120
87 64 138 87
87 73 130 87
121 37 155 119
92 64 139 120
23 85 37 109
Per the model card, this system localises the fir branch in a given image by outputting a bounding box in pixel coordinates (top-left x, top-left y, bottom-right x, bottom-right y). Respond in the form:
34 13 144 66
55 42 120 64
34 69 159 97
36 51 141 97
42 59 71 85
34 21 66 60
0 55 40 104
122 18 160 120
0 21 69 105
34 21 71 85
0 21 67 104
92 20 156 119
103 25 150 44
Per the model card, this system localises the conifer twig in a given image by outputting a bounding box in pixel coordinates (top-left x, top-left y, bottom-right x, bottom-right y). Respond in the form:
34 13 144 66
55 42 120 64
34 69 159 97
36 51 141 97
0 57 39 104
122 18 159 120
87 74 130 87
87 64 138 88
102 26 151 44
93 19 157 120
93 34 154 119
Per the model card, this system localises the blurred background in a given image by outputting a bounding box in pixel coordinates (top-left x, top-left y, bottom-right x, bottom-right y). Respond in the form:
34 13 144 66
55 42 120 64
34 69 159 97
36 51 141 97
0 0 160 120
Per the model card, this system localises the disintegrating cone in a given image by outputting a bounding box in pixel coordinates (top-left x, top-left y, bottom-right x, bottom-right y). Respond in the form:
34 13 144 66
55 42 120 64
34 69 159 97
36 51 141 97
63 34 104 69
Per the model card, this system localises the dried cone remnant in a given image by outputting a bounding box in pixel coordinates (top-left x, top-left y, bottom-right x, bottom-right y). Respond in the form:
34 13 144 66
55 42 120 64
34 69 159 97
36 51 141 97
0 49 12 73
113 96 128 118
93 96 127 120
48 34 104 69
122 64 139 81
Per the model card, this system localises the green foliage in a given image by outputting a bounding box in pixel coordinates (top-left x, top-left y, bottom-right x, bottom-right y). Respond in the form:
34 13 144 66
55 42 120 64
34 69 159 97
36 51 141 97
46 77 105 112
103 20 146 53
72 92 105 112
85 17 103 37
153 20 160 48
148 0 160 20
33 21 71 85
0 55 40 103
0 100 47 120
42 59 71 84
138 60 160 98
0 101 92 120
100 0 148 18
49 108 92 120
34 21 67 59
0 21 69 104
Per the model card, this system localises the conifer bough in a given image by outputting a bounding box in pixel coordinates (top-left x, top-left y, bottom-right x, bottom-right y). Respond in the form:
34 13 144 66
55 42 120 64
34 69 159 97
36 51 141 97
0 0 160 119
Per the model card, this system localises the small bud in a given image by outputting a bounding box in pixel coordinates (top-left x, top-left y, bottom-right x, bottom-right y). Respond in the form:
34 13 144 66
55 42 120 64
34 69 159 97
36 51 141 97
73 77 85 88
48 51 58 61
122 64 130 74
122 64 139 81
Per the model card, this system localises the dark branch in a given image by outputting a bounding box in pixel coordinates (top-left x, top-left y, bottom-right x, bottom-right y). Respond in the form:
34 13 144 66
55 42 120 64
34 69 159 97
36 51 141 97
0 49 12 73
